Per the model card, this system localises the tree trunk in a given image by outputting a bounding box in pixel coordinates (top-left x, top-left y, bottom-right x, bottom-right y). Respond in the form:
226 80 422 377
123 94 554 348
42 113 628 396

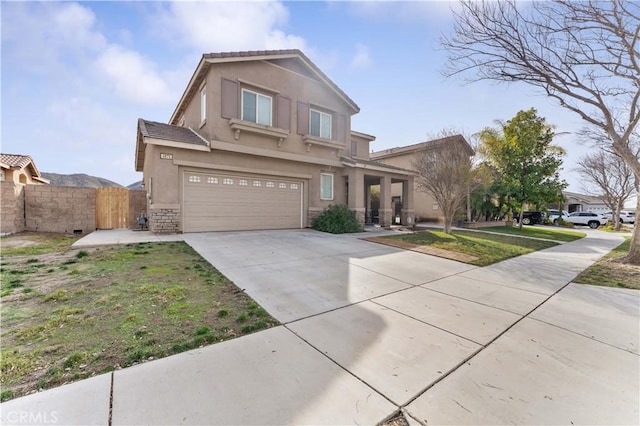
623 194 640 265
613 201 622 231
518 202 525 230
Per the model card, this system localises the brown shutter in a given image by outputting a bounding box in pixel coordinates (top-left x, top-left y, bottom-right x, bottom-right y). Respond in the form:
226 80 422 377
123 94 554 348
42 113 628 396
297 101 309 135
336 114 346 142
221 79 239 119
276 96 290 130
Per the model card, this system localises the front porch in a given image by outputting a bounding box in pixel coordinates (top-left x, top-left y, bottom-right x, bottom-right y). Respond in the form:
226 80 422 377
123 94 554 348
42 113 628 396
343 162 414 228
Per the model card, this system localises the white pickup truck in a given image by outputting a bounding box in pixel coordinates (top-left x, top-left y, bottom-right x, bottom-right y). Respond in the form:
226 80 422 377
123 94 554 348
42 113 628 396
565 212 603 229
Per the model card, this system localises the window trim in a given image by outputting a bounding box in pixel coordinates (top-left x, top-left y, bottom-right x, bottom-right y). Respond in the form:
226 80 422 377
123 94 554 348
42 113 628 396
241 88 273 126
200 86 207 124
320 173 334 201
310 108 332 140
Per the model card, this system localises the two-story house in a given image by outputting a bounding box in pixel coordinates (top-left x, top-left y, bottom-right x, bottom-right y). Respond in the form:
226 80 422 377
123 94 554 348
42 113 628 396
135 49 415 233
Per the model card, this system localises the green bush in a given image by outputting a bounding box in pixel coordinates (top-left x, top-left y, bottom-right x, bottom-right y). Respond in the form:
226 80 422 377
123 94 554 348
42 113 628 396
313 205 364 234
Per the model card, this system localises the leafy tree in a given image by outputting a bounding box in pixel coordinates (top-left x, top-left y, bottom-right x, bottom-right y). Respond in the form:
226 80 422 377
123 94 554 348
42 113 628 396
442 0 640 262
412 135 475 233
478 109 567 229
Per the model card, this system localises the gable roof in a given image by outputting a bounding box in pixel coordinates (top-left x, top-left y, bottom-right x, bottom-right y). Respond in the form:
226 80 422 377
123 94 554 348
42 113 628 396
169 49 360 125
135 119 210 172
370 135 474 160
562 191 605 205
0 153 49 183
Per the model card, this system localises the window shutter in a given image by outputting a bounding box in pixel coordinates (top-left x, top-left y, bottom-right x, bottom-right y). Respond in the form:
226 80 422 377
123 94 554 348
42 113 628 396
336 114 346 142
221 79 239 119
276 96 290 130
297 101 309 135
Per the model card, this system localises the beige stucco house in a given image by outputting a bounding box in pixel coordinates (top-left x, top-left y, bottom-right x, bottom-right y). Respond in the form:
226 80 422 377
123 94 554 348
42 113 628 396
135 50 415 233
370 135 474 222
0 154 50 185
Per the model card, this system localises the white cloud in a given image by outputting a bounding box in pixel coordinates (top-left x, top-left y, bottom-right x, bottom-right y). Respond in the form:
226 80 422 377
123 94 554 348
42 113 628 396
349 43 372 70
153 1 307 52
95 45 176 106
1 2 107 71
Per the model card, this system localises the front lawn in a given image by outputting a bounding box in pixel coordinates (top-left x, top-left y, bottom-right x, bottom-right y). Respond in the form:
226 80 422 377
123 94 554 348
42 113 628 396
384 229 558 266
573 238 639 290
0 233 278 402
478 226 586 242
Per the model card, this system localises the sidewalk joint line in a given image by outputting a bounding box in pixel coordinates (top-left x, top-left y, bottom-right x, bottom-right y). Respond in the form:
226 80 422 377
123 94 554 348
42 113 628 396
282 326 400 408
398 278 575 409
108 371 114 426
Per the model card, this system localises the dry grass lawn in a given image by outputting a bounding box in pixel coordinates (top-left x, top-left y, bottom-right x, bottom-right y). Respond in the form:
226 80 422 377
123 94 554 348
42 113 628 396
0 233 278 402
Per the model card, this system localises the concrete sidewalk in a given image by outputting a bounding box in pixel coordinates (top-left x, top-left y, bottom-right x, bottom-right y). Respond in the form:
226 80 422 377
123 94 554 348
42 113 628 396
2 228 638 425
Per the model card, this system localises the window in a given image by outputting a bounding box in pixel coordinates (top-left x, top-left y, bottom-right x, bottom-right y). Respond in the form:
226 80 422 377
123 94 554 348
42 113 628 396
207 177 218 184
253 180 262 187
200 86 206 122
320 173 333 200
239 179 248 186
266 181 275 188
242 89 272 126
290 183 299 190
223 178 234 185
279 183 287 189
310 109 332 139
189 175 201 183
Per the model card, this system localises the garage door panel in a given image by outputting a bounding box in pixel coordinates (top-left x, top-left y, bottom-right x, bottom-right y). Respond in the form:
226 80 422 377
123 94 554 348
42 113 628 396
183 172 303 232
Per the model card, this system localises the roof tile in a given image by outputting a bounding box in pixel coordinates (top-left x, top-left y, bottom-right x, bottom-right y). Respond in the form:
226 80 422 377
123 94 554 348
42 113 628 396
138 119 208 147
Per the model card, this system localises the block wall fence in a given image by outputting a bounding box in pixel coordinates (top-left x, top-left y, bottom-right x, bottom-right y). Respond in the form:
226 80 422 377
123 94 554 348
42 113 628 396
0 181 146 235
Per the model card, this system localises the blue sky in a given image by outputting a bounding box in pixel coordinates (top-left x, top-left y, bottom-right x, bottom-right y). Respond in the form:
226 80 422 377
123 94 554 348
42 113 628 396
1 1 595 192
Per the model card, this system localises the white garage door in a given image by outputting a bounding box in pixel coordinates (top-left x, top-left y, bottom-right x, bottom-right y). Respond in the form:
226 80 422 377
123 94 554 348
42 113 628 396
183 171 303 232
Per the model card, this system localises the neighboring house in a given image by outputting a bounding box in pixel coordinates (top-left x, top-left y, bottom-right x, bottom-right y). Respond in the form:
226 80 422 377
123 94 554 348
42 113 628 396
370 135 474 222
135 49 415 233
561 191 608 214
0 154 50 185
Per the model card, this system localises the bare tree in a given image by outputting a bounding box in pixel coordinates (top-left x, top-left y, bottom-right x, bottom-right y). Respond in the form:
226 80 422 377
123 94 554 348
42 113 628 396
442 0 640 263
412 136 474 233
576 150 636 231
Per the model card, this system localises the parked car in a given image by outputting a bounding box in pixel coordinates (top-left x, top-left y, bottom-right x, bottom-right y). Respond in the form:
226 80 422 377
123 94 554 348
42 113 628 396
513 211 544 225
547 209 570 225
565 212 602 229
601 211 635 224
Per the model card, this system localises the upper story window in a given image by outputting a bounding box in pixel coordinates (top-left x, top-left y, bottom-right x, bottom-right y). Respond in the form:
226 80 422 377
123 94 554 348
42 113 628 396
200 86 207 123
242 89 272 126
310 109 332 139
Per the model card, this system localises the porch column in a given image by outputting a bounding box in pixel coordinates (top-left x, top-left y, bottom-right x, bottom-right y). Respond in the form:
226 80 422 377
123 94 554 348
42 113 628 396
401 176 415 226
347 168 365 225
379 176 392 228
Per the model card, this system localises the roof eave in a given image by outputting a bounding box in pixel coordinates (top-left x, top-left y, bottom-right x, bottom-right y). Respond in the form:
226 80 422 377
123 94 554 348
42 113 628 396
169 57 209 125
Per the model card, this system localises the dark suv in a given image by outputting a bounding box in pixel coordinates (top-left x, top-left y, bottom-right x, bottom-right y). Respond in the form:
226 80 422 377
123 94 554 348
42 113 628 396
513 211 544 225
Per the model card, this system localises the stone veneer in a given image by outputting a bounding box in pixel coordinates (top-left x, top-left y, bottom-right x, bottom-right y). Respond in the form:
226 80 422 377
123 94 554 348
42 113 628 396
378 208 393 228
149 208 180 233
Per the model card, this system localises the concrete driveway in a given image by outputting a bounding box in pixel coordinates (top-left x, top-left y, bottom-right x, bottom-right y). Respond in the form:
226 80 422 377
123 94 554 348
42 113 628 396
2 228 638 425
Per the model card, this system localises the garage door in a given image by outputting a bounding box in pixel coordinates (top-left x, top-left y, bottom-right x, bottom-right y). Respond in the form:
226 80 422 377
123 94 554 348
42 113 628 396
183 171 303 232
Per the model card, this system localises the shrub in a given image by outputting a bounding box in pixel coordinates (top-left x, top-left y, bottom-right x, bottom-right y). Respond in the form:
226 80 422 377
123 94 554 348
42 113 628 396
313 205 363 234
